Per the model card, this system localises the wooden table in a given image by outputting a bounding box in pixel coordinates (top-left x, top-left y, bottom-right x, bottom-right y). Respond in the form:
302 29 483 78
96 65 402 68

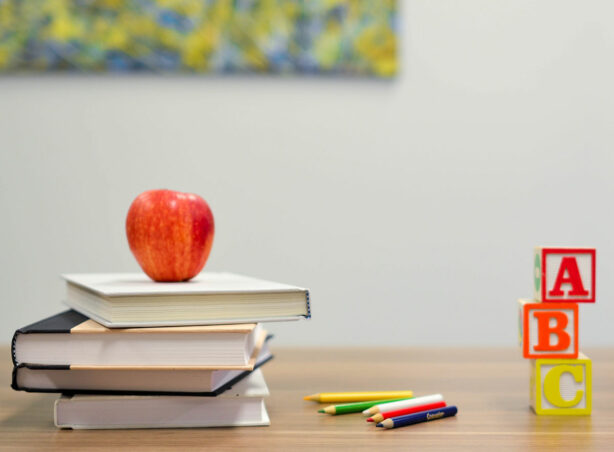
1 347 613 451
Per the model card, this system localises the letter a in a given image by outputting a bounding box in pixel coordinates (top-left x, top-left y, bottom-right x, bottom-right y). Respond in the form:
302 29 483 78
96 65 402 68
548 257 589 297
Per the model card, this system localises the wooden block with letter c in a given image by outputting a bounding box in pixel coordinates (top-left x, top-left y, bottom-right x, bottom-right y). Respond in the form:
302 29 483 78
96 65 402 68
529 353 591 415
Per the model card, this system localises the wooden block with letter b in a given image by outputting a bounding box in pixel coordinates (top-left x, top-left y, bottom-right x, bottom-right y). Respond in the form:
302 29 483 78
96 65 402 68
518 299 578 359
534 247 595 303
529 353 592 415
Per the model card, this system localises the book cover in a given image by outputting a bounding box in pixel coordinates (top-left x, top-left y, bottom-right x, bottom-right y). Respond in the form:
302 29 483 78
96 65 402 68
63 272 308 297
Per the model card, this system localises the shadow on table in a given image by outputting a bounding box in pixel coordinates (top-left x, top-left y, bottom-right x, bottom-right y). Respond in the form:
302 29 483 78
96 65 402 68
0 396 56 430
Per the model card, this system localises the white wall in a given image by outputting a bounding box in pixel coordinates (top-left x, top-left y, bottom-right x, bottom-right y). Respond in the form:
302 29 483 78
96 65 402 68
1 1 613 346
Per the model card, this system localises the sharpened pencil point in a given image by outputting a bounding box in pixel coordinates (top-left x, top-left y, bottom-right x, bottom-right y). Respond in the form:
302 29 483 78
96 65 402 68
318 409 325 413
366 418 373 422
376 423 383 427
304 394 316 401
371 414 384 424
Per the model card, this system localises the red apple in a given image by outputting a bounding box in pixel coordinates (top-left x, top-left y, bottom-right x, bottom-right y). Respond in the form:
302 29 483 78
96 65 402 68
126 189 214 282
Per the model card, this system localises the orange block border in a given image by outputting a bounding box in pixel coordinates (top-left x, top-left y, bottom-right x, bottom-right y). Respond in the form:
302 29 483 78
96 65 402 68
522 302 578 359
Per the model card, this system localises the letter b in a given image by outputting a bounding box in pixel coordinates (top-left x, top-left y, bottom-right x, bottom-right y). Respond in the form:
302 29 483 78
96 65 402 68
519 300 578 359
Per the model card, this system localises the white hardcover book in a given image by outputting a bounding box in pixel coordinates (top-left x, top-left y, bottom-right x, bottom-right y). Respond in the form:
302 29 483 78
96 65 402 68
54 369 270 429
62 272 310 328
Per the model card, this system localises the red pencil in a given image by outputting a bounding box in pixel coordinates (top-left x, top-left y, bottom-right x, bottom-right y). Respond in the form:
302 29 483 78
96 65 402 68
367 401 447 423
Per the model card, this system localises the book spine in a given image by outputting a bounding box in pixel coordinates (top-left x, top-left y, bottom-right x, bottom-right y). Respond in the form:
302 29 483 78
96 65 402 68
11 363 73 392
10 365 19 390
11 329 20 366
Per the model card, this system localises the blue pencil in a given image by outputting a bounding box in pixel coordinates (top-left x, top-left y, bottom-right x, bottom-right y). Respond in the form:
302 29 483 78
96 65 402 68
376 406 458 429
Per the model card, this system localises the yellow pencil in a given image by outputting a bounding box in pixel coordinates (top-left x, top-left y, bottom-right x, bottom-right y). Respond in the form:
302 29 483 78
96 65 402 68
303 391 413 403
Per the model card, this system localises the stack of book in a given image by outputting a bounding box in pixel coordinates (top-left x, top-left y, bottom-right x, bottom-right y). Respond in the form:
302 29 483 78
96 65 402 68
11 272 310 429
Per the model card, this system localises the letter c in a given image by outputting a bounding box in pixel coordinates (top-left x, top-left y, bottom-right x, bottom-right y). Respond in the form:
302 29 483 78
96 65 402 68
543 365 584 407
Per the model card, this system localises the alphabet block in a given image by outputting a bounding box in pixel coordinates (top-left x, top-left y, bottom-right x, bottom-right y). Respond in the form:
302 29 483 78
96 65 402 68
534 247 595 303
518 299 578 359
530 353 591 415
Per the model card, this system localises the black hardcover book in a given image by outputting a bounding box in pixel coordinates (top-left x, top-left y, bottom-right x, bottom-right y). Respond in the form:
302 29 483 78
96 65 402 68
11 310 273 395
12 310 267 368
11 352 273 396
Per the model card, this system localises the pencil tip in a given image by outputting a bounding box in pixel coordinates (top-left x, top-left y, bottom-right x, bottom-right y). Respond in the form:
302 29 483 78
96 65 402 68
376 423 383 427
303 395 314 401
318 409 324 413
366 418 373 422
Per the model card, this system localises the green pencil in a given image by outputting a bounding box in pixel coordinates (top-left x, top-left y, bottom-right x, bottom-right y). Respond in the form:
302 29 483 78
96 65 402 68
318 398 412 415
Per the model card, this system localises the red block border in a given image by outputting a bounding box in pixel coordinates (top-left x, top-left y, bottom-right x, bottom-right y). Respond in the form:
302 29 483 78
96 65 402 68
541 248 596 303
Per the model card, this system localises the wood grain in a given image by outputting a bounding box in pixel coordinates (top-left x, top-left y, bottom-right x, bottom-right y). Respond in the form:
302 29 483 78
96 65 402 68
2 346 613 451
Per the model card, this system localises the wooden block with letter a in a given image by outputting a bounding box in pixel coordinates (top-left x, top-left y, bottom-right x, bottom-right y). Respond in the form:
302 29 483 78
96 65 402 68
534 247 595 302
518 299 578 359
530 353 592 415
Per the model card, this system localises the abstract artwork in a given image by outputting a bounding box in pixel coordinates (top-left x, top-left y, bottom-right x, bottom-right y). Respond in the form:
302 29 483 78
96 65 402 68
0 0 397 77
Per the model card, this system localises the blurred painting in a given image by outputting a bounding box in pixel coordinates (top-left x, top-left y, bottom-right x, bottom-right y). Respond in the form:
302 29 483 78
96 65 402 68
0 0 397 77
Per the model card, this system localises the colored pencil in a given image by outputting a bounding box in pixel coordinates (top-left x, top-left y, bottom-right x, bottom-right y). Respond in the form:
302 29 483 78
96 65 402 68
362 393 444 416
304 391 413 403
376 405 458 429
367 401 447 423
318 398 412 415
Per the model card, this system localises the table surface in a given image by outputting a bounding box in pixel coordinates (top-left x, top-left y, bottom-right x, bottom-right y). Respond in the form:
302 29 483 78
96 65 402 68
1 346 613 451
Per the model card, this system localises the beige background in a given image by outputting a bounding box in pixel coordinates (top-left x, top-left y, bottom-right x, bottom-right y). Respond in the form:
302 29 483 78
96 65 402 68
1 1 613 345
